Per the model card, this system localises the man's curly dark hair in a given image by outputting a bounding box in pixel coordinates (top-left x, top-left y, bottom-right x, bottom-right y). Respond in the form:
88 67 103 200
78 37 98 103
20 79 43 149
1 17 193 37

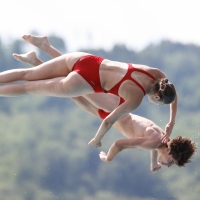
169 136 197 167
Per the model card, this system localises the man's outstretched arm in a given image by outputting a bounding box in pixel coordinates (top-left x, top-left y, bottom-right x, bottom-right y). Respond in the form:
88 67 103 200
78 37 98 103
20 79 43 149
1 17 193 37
150 150 161 172
99 142 123 162
99 137 148 162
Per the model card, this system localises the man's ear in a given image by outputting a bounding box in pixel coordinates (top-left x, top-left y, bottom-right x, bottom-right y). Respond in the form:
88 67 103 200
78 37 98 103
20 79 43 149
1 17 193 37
165 143 171 152
166 147 171 153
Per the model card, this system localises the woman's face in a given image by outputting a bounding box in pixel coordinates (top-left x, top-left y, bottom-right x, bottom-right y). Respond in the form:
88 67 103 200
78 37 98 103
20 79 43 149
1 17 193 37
148 95 165 106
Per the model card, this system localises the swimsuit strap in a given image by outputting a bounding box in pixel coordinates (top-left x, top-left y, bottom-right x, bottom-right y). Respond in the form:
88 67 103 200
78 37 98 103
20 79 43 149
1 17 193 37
127 64 146 95
106 63 155 96
130 64 156 80
125 64 156 95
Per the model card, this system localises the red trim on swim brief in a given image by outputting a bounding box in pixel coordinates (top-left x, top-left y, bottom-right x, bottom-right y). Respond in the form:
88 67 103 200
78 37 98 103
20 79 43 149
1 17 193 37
98 109 110 119
98 97 124 119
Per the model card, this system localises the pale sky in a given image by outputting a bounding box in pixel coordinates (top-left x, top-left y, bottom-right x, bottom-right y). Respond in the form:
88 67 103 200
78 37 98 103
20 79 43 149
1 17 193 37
1 0 199 52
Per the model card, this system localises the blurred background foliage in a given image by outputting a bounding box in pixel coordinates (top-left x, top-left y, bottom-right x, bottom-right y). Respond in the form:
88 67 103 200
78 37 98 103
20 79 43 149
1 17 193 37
0 33 199 200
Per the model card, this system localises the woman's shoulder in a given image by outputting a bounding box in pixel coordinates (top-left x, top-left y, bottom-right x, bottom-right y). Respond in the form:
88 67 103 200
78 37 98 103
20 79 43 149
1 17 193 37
103 59 128 68
152 68 166 79
143 66 166 79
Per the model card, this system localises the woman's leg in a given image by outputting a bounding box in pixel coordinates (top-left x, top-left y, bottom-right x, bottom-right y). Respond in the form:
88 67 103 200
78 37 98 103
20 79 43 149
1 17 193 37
13 51 43 66
10 35 90 84
0 55 70 83
0 71 94 97
22 34 62 58
1 50 91 84
12 39 120 111
0 48 95 97
11 52 113 113
12 34 62 66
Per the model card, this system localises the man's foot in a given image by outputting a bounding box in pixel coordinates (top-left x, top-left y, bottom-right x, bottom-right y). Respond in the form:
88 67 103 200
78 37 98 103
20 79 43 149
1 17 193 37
22 34 51 51
12 51 43 66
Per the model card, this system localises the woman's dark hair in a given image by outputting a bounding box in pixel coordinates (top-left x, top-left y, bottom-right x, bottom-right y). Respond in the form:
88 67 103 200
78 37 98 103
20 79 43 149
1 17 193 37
152 78 176 104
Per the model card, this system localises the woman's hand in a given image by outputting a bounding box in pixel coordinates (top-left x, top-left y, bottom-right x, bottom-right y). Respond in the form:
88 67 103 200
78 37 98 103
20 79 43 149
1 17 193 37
161 132 170 143
165 122 174 136
88 138 102 148
162 122 174 143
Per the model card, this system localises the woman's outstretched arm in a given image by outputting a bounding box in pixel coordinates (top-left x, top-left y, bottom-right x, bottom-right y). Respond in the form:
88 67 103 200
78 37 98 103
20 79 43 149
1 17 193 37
162 94 178 143
88 91 143 148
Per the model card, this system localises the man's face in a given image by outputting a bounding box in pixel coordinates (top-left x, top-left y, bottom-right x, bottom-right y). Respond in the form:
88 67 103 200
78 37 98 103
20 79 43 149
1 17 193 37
157 147 176 167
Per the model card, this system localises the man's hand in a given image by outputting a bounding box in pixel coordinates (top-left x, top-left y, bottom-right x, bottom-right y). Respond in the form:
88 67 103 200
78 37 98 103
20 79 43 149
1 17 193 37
99 151 108 162
88 138 102 148
151 163 161 173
